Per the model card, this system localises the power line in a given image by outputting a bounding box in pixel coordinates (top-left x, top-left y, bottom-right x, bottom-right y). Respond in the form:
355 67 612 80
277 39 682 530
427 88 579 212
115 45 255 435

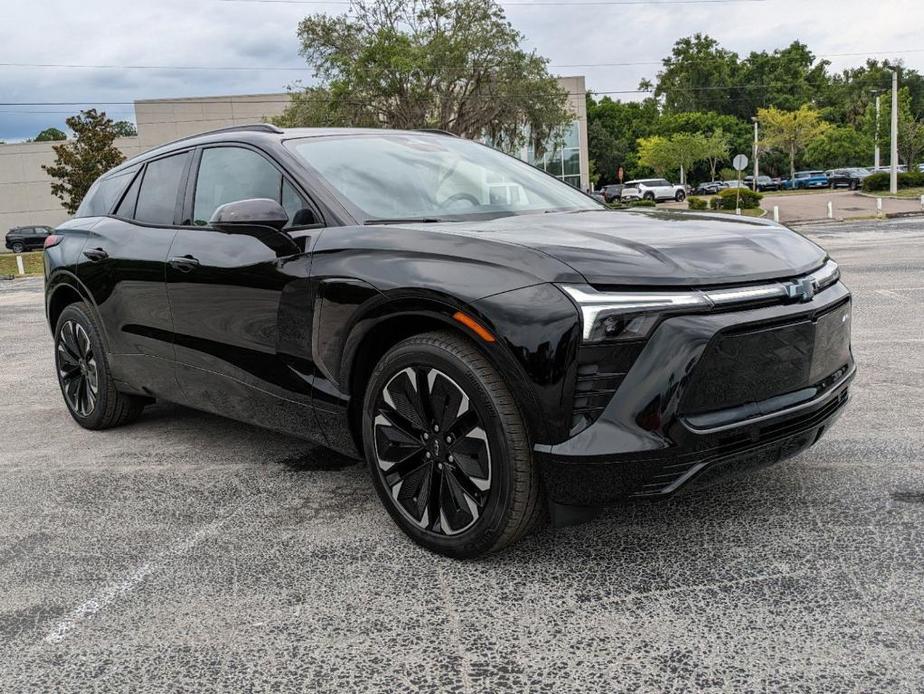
3 49 922 74
215 0 772 5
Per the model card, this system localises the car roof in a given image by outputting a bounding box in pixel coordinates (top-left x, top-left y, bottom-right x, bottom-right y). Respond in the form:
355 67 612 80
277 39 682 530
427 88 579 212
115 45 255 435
107 124 459 177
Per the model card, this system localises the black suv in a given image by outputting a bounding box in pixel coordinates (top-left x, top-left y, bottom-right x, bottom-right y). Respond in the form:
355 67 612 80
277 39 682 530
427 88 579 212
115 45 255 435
6 225 53 253
826 168 870 190
44 125 854 557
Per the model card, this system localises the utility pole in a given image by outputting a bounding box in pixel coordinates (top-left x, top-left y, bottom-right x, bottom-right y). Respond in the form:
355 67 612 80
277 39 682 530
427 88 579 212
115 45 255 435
872 89 881 170
751 117 759 191
890 69 899 195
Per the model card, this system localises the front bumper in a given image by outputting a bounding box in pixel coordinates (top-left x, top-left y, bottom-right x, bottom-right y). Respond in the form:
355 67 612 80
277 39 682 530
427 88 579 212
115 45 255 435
534 283 854 505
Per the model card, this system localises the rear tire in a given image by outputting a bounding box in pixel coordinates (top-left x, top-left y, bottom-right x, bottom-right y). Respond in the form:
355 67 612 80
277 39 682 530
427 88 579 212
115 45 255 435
54 302 146 430
362 331 544 557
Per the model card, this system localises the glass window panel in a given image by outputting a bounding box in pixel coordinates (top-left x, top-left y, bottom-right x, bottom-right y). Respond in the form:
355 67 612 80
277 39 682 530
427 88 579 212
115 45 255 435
564 148 581 176
135 153 190 225
193 147 282 226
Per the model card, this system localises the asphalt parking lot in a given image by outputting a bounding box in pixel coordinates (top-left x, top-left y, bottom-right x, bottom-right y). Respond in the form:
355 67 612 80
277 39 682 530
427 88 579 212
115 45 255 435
1 218 923 692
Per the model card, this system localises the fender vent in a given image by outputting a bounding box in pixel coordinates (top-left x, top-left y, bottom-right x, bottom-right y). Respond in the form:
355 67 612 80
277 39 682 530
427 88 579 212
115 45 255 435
570 341 646 435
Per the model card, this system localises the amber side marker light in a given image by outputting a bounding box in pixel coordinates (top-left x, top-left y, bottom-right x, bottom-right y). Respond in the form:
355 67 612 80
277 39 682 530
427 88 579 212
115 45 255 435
452 311 496 343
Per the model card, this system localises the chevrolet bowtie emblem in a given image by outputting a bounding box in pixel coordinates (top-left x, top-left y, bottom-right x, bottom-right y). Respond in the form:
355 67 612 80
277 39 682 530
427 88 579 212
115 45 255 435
785 277 817 302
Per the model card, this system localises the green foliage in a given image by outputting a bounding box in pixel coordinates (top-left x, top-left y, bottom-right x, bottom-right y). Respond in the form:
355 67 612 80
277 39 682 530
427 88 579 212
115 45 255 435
804 126 872 169
757 105 830 180
687 196 708 210
862 170 924 191
711 187 762 210
275 0 572 153
586 95 660 182
112 121 138 137
636 132 713 184
34 127 67 142
42 109 126 215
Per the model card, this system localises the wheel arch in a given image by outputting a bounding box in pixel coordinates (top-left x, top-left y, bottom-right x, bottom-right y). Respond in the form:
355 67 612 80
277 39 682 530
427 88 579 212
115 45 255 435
46 273 112 353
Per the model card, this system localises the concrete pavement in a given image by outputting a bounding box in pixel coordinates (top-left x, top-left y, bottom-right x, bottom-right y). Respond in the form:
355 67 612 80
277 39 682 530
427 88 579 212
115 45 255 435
1 219 923 692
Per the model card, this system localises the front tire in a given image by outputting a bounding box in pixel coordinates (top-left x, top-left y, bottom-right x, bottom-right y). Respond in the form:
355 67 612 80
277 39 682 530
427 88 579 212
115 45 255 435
675 190 686 202
643 192 655 202
11 242 24 253
362 331 543 557
54 303 145 430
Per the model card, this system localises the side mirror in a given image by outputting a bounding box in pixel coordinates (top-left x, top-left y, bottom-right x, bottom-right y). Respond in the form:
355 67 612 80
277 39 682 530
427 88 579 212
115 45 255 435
209 198 289 232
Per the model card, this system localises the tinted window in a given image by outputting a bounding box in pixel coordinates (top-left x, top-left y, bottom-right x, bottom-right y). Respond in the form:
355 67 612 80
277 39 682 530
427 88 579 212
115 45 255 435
114 169 143 219
281 180 315 227
75 168 137 218
193 147 282 226
135 153 190 225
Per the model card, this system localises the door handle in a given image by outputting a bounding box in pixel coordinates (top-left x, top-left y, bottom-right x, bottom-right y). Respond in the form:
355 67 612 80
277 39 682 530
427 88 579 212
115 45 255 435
83 247 109 262
169 255 200 272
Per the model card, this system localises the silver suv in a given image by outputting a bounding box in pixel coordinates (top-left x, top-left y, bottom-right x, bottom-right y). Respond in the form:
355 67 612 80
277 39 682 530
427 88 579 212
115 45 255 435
621 178 687 203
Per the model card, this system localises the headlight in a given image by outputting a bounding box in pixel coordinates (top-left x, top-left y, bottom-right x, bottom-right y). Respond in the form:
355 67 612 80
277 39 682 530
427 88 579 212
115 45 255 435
559 285 710 342
560 260 840 343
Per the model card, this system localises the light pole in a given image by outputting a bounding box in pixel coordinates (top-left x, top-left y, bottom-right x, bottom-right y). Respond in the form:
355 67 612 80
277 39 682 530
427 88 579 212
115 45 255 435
891 69 899 195
751 116 759 191
871 89 882 170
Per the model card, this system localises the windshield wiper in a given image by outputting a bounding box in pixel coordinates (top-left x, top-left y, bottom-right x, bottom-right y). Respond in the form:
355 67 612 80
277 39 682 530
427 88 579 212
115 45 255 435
364 217 446 225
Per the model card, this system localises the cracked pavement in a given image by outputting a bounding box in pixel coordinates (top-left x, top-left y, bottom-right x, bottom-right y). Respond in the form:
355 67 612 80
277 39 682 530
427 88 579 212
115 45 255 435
1 218 923 692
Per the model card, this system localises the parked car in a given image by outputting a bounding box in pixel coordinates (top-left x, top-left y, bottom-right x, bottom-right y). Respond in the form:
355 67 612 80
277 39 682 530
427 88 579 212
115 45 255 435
826 168 871 190
5 225 54 253
601 184 624 203
692 181 723 196
744 175 781 192
783 171 829 190
871 165 908 174
44 124 854 557
722 180 750 189
621 178 687 203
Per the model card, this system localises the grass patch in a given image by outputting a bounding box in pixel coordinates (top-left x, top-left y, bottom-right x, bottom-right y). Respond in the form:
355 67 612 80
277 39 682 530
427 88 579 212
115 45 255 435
0 251 44 276
875 186 924 200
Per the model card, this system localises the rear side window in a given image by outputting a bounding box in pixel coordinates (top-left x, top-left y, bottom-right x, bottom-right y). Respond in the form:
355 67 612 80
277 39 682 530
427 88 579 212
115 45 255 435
135 152 191 225
75 167 137 218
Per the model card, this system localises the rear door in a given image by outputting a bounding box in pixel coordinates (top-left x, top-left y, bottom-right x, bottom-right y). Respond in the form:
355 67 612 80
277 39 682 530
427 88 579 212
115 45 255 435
165 143 327 439
78 151 192 398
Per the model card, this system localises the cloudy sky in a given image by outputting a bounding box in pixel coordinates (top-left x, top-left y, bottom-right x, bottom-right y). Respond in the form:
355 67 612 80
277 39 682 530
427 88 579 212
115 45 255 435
1 0 923 141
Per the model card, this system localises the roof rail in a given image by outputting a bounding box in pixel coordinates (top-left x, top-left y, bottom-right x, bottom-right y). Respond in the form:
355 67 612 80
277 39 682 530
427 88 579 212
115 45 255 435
139 123 284 154
415 128 459 137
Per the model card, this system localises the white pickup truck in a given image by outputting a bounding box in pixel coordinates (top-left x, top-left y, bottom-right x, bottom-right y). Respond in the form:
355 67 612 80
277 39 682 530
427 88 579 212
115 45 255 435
620 178 687 203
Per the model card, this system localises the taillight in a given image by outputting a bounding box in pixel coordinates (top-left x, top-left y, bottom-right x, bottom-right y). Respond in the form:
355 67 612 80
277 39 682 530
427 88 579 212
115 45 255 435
44 234 63 249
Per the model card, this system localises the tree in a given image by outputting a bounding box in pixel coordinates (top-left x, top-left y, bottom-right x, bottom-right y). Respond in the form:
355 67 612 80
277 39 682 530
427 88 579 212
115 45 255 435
702 129 731 181
42 109 126 215
275 0 572 153
586 94 660 183
34 127 67 142
637 132 710 184
654 34 741 115
113 121 138 137
804 126 872 169
757 105 830 180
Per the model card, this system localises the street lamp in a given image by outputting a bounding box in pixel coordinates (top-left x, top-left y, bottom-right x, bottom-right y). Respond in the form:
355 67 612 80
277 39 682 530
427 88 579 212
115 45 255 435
871 88 882 170
751 116 759 191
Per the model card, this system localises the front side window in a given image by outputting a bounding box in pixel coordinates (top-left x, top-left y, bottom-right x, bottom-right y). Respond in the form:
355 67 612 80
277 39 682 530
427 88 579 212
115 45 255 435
285 133 598 223
135 153 191 225
193 147 282 226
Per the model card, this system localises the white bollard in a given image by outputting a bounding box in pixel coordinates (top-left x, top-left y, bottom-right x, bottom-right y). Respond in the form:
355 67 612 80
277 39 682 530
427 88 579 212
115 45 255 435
877 197 883 215
773 206 780 223
15 255 25 276
735 208 741 216
827 201 834 219
920 194 924 209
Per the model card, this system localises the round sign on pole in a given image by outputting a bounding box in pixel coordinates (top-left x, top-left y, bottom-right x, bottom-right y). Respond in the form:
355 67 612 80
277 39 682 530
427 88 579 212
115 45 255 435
733 154 749 172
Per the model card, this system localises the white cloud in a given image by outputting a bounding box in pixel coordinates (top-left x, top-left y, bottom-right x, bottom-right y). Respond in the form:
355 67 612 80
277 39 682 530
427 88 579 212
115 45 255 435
1 0 922 139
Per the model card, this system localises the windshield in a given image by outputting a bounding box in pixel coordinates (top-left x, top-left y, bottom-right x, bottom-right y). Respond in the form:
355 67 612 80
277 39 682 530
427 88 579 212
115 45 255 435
285 133 599 222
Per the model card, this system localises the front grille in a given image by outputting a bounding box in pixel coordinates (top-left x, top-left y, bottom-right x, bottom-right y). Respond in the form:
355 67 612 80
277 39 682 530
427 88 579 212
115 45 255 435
681 299 851 416
571 341 645 435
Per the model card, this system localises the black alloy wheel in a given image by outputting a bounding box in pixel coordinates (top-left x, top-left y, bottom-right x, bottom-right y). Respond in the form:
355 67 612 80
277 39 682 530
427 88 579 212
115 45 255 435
363 331 543 557
54 302 146 429
675 190 687 202
12 242 24 253
56 320 99 417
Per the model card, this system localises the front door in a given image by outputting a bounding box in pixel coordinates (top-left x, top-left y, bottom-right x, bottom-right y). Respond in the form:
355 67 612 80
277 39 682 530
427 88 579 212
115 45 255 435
165 144 326 440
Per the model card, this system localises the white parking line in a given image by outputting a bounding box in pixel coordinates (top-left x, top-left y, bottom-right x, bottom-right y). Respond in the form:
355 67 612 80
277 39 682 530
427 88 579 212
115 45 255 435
43 497 261 644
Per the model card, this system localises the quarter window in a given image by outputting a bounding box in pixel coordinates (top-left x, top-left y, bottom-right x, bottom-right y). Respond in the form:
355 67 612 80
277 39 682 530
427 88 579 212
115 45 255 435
135 153 191 225
75 167 138 218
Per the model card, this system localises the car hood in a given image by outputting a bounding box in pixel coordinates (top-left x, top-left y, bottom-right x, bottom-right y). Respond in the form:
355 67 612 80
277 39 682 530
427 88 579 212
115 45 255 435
421 209 828 287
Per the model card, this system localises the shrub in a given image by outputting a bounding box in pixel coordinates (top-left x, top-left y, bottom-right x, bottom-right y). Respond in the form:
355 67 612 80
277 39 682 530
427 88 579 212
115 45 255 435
862 170 924 192
687 196 708 210
711 187 763 210
628 198 657 208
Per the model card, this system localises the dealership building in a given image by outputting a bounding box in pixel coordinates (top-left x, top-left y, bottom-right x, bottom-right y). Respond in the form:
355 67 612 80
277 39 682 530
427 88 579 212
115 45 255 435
0 76 589 231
